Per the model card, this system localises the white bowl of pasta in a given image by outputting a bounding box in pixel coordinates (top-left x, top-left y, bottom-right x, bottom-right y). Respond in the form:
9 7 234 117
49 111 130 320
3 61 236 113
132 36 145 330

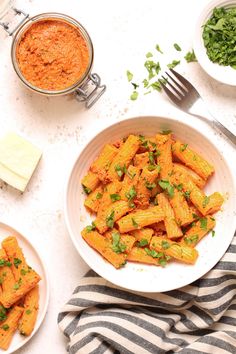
65 116 236 292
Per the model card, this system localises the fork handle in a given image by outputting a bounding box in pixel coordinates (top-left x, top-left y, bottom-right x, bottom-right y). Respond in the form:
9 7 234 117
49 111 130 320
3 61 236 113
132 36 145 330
212 119 236 145
192 112 236 146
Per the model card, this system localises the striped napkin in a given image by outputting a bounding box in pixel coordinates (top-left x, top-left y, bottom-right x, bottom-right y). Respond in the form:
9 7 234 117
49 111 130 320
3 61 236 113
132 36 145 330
58 234 236 354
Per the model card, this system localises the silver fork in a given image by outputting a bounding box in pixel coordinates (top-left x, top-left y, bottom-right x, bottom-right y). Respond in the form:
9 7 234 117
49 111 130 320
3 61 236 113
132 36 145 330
159 69 236 145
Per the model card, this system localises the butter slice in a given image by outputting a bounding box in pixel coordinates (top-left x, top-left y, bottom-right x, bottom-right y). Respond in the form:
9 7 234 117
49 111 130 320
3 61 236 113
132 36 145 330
0 133 42 192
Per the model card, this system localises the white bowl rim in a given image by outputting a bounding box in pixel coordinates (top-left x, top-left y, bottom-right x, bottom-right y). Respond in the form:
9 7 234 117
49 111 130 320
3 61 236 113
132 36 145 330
193 0 236 86
64 115 236 292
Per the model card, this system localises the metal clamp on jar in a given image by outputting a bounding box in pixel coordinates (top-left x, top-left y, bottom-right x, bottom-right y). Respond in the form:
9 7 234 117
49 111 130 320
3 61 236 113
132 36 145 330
0 3 106 108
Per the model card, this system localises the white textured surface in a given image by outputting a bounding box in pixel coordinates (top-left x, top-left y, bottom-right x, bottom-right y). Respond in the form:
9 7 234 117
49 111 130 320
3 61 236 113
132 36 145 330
0 0 235 352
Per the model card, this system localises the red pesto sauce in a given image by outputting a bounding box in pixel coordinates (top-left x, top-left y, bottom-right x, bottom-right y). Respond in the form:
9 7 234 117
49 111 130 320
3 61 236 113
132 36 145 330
16 19 90 91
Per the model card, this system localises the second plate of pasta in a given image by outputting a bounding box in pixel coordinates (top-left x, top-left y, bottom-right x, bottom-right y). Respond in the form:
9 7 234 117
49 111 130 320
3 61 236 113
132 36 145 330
65 116 236 292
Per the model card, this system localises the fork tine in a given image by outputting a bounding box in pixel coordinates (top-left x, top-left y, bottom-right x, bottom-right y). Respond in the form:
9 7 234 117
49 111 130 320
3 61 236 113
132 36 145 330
165 71 187 94
169 69 196 91
162 75 185 99
159 78 181 105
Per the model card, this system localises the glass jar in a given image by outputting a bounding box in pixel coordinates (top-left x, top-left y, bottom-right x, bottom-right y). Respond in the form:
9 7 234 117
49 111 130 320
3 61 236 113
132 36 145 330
0 8 106 108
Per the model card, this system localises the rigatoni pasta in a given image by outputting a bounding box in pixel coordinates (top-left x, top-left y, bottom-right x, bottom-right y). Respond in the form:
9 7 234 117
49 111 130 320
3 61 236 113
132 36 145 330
81 131 224 269
0 236 41 350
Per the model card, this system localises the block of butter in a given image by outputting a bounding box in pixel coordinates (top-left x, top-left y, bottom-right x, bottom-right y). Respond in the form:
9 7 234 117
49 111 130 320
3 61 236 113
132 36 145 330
0 132 42 192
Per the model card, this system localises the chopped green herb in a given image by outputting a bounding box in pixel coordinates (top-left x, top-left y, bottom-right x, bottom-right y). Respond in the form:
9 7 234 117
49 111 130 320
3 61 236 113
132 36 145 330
192 213 199 219
158 180 174 198
174 183 183 191
132 218 138 228
144 248 163 258
148 165 156 171
0 259 5 267
148 165 160 172
85 222 96 232
26 309 32 315
20 268 27 276
146 52 153 58
13 283 20 290
202 7 236 68
138 239 149 247
0 306 7 321
200 217 208 230
184 234 199 245
150 81 162 91
1 324 9 331
155 44 163 54
167 60 180 69
13 258 22 269
174 43 182 51
161 240 170 250
148 151 155 165
183 191 191 199
159 77 168 85
0 277 3 285
202 196 210 208
158 258 167 267
143 79 149 88
154 149 161 157
212 230 216 237
145 182 157 190
210 217 215 221
180 143 188 152
110 194 121 202
125 186 137 202
160 129 172 135
139 135 145 143
184 49 197 63
82 185 91 195
106 211 115 229
131 82 139 90
111 232 126 254
96 192 102 199
126 70 133 82
115 164 124 178
130 91 139 100
144 60 161 79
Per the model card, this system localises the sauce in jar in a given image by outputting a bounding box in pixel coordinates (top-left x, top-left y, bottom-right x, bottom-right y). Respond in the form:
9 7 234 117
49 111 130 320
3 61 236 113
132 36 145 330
16 19 90 91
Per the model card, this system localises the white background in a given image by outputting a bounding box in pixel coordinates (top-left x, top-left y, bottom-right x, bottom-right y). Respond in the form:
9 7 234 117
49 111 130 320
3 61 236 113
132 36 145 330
0 0 235 353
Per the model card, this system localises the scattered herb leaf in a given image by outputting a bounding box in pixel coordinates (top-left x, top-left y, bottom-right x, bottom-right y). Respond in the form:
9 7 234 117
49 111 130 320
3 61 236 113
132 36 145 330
130 91 139 100
146 52 153 58
174 43 182 51
126 70 133 82
106 211 115 229
85 222 96 232
184 49 197 63
200 217 208 230
155 44 163 54
167 60 180 69
110 194 121 202
158 180 174 198
111 232 126 254
138 239 149 247
132 218 138 228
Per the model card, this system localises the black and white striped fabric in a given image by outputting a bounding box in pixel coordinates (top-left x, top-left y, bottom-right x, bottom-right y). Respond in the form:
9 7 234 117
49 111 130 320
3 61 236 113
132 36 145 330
58 234 236 354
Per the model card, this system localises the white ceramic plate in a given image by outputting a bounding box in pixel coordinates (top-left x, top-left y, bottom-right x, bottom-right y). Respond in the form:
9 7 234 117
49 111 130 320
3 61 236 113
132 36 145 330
0 222 49 354
194 0 236 86
65 116 236 292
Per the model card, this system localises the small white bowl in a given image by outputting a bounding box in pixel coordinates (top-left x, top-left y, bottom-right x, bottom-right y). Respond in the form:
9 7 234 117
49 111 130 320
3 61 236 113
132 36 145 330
65 116 236 293
194 0 236 86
